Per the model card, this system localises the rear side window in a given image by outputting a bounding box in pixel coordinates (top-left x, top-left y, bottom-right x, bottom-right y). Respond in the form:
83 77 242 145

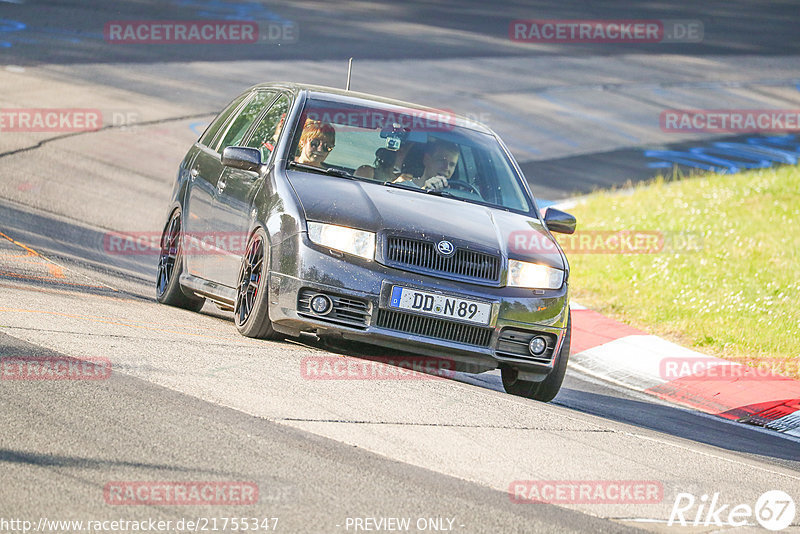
215 91 276 153
198 92 249 148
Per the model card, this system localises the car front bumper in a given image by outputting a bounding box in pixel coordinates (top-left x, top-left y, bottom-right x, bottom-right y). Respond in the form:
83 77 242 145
268 233 570 379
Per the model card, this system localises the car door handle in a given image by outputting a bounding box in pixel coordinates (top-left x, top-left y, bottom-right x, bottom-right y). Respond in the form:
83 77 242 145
217 177 227 193
189 168 198 181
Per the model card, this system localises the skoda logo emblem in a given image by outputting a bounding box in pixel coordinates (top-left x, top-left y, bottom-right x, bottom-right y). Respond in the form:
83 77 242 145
436 240 455 256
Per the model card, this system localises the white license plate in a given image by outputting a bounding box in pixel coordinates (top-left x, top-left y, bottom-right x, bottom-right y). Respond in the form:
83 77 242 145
388 286 492 325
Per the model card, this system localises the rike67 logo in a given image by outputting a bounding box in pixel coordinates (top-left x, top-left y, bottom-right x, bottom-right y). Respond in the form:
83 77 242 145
669 490 795 531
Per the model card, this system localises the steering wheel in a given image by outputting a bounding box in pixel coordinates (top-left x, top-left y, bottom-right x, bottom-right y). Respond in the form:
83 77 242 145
445 179 481 196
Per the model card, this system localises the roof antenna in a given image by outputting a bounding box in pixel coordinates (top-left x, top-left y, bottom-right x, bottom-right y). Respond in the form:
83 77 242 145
345 57 353 91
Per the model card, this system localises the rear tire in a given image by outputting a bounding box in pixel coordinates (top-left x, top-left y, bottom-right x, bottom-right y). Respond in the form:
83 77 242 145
234 228 281 339
155 209 205 312
502 311 571 402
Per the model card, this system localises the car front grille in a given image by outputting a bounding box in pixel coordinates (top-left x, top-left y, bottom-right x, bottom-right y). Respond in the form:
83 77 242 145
376 309 493 347
297 289 370 329
496 329 558 364
385 236 501 284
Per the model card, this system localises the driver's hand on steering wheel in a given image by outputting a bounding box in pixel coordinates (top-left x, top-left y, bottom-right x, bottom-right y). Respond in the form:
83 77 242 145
423 175 448 190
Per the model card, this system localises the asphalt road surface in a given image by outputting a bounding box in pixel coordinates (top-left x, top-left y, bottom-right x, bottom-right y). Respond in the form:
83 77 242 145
1 1 799 533
4 1 800 198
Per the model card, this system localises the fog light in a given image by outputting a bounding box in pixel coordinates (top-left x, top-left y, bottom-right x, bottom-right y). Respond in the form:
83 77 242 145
528 336 547 356
310 294 332 315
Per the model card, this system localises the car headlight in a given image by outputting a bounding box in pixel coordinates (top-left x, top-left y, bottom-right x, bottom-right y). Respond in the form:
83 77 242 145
507 259 563 289
307 222 376 261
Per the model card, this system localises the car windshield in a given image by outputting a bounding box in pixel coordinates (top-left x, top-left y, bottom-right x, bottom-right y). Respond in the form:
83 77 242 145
286 97 534 213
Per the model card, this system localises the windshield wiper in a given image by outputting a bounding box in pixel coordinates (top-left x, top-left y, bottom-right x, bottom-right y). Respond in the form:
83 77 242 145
382 180 419 191
383 180 456 198
423 189 456 198
288 161 357 180
324 167 357 179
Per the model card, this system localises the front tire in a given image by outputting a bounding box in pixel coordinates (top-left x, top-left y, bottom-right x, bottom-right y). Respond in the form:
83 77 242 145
234 228 281 339
502 311 571 402
155 209 205 312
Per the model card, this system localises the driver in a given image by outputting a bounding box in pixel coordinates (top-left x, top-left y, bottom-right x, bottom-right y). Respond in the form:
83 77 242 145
295 119 336 168
394 140 459 190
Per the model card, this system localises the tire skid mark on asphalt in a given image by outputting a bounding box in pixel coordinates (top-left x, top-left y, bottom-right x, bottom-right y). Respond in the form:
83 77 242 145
275 418 616 431
0 281 141 302
47 263 64 278
6 257 47 264
618 430 800 482
0 229 117 291
0 112 216 160
0 230 42 257
0 271 106 289
0 306 265 346
0 325 259 349
2 257 65 278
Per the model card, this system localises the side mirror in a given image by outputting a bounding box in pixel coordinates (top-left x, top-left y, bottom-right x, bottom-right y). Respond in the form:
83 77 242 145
222 146 262 172
544 208 577 234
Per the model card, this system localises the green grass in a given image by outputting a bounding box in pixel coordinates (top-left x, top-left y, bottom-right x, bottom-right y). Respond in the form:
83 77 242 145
560 164 800 378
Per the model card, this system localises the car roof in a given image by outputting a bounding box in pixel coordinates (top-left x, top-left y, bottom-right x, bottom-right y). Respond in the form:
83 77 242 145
245 82 494 135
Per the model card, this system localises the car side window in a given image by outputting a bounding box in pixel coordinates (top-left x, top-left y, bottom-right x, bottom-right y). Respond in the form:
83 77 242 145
198 92 249 148
215 90 275 153
245 94 291 163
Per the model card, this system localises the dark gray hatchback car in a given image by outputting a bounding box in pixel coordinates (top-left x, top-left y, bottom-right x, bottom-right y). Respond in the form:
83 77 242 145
157 82 577 402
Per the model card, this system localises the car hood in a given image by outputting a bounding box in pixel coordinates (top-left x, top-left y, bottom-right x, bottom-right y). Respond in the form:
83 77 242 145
287 171 565 270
